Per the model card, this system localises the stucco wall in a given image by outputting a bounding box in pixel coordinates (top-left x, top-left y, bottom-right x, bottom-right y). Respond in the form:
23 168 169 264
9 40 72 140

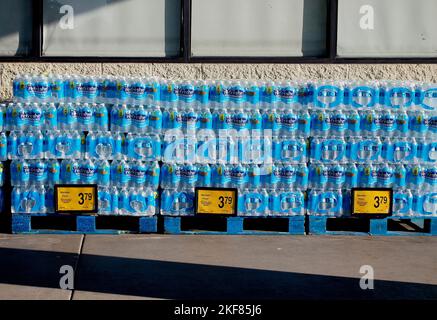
1 63 436 99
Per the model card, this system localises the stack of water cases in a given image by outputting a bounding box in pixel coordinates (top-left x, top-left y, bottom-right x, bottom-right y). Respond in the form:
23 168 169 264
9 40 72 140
307 80 436 218
10 73 161 216
11 75 437 218
158 80 310 216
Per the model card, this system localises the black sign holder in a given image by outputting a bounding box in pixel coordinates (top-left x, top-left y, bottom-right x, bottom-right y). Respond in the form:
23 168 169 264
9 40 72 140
351 188 393 219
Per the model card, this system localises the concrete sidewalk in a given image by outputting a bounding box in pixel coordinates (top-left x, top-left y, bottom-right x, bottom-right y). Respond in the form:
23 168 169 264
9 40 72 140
0 234 436 300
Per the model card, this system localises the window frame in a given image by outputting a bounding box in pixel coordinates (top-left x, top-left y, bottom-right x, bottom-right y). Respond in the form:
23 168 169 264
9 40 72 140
0 0 436 63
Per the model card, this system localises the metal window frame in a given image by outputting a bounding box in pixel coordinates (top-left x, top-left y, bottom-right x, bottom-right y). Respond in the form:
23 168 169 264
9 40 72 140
0 0 436 64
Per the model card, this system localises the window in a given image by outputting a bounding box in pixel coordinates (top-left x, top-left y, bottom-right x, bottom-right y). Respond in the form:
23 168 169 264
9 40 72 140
0 0 33 56
191 0 327 57
337 0 437 58
42 0 181 57
0 0 436 62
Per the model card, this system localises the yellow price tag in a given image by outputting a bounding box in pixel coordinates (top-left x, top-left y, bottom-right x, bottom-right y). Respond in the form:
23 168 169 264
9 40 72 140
196 188 237 215
55 185 98 213
351 188 393 216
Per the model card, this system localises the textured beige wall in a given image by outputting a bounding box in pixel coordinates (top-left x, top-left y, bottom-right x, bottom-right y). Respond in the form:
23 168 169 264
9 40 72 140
1 62 436 99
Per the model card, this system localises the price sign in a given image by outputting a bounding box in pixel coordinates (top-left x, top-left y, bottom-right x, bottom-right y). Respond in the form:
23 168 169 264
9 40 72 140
195 188 238 216
351 188 393 217
55 184 98 214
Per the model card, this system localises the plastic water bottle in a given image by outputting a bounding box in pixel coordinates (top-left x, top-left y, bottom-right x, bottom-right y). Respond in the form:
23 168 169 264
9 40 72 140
361 109 379 137
328 108 347 136
209 80 230 109
147 161 161 190
181 103 198 134
110 104 130 133
212 163 231 188
163 102 182 132
346 109 361 137
33 75 51 103
345 163 358 189
82 76 99 103
104 76 117 104
43 102 58 130
0 132 7 161
245 81 260 117
279 105 298 136
94 103 109 131
116 77 130 104
409 109 429 138
358 164 377 188
311 109 329 137
129 77 146 104
376 164 394 188
212 102 231 133
50 74 65 102
97 160 111 187
78 159 97 184
58 102 78 130
231 100 249 133
313 80 343 109
148 104 163 134
68 75 85 102
144 77 160 104
426 113 436 139
31 102 45 129
132 105 148 134
77 103 94 131
423 165 437 192
47 160 60 186
348 81 378 108
160 80 178 109
393 164 407 189
416 82 437 111
384 81 414 108
13 74 23 101
394 109 409 137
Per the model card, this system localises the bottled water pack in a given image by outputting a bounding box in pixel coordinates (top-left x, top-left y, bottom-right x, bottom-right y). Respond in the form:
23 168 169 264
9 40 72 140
60 159 110 186
8 131 44 159
11 186 53 214
110 160 160 189
110 104 162 134
124 133 161 161
10 74 437 218
98 187 158 216
57 103 108 131
7 131 162 161
6 102 109 131
160 163 308 191
45 130 85 159
13 75 437 111
11 160 60 186
310 136 435 164
85 132 123 160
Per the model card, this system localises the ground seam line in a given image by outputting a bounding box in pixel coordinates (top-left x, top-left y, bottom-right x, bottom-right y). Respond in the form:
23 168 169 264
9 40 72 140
70 234 86 300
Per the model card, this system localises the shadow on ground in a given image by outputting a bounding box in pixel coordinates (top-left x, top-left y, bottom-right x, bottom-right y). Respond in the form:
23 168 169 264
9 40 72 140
0 247 436 299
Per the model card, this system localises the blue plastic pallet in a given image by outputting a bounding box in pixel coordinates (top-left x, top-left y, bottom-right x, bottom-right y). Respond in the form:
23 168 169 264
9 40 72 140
12 214 158 234
308 215 437 236
163 215 305 235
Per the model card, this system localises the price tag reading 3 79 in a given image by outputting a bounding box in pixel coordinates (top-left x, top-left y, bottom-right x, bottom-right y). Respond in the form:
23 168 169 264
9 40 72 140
55 184 98 214
351 188 393 217
195 188 238 216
